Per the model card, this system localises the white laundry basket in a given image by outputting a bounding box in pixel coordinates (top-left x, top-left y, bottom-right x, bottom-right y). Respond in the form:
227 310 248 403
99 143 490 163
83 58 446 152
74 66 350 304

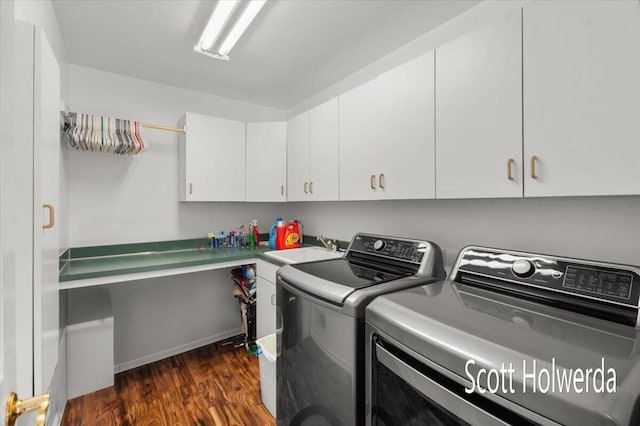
256 333 277 418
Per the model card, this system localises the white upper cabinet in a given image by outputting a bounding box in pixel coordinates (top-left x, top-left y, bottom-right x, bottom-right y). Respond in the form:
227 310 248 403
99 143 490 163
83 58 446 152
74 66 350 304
287 98 340 201
286 111 310 201
435 11 522 199
339 78 380 200
308 98 340 201
523 1 640 197
339 51 435 200
377 51 435 200
246 122 286 202
178 112 246 201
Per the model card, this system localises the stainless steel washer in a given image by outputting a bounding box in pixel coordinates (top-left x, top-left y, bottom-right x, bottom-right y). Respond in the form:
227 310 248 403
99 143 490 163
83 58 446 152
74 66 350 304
366 246 640 425
276 233 446 425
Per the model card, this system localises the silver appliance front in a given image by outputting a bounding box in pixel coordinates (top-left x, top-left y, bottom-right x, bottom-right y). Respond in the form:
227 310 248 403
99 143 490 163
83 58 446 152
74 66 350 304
276 233 446 426
277 277 360 425
365 247 640 426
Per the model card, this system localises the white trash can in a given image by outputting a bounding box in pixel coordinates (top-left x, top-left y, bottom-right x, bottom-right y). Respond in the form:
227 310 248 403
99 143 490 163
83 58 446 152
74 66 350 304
256 334 277 418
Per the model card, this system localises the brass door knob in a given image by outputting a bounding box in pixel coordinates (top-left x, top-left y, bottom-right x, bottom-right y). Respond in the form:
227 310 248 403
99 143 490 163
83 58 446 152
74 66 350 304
6 392 49 426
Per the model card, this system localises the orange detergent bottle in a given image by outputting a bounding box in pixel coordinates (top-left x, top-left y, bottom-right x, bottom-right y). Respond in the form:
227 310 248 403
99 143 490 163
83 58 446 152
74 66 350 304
282 221 301 249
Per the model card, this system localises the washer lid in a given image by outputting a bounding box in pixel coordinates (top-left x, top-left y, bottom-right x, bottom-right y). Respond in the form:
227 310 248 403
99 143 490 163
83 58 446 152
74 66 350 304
279 258 409 306
293 258 408 288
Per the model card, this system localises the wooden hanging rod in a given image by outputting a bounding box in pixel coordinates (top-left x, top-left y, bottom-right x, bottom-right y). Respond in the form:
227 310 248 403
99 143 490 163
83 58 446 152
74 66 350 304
140 122 186 134
62 111 186 134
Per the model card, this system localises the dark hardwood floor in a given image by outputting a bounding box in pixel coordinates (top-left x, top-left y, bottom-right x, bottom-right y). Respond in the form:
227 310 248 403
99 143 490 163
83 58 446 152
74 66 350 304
61 337 275 425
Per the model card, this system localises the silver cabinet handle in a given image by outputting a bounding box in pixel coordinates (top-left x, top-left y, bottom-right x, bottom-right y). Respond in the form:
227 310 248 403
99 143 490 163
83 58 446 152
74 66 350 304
304 182 308 194
271 294 275 306
370 175 376 190
378 173 385 189
309 181 313 194
281 185 284 196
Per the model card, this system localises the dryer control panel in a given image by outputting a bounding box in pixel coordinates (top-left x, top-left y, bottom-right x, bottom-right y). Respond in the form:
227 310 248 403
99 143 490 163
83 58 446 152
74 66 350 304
452 246 640 327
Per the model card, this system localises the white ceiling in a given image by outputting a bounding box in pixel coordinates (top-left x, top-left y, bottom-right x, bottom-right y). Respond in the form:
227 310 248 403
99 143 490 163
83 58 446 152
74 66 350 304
53 0 479 110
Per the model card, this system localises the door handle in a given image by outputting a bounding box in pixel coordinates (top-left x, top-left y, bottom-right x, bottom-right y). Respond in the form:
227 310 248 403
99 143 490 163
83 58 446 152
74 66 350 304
189 182 193 194
378 173 385 189
309 181 313 194
507 158 515 181
370 175 376 190
281 185 284 196
530 156 539 179
304 182 308 194
42 204 54 229
5 392 49 426
271 294 275 306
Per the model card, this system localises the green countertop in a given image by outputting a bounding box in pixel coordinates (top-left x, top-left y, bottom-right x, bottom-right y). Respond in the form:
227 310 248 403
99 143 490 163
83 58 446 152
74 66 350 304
59 239 284 283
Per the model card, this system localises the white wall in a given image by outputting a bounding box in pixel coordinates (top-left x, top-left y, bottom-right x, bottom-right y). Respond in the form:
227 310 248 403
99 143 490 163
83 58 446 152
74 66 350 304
109 270 244 372
65 64 289 247
291 197 640 270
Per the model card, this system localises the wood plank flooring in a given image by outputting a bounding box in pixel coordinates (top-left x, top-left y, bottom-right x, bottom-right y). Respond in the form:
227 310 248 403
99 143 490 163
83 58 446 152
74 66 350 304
61 337 275 426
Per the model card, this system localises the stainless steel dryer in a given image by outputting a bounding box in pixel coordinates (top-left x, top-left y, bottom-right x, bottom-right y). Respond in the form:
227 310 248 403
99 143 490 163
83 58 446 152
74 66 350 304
365 246 640 426
276 233 446 425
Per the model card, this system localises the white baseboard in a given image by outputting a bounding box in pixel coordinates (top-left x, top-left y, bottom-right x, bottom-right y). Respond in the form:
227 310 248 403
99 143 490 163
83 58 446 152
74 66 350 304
114 327 244 374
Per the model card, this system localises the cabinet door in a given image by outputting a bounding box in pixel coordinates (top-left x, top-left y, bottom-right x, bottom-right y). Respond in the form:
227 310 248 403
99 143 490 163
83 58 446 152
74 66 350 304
246 122 286 202
523 1 640 197
436 11 522 199
339 78 381 200
286 111 309 201
256 276 276 339
33 27 60 395
308 98 340 201
183 113 246 201
377 51 435 200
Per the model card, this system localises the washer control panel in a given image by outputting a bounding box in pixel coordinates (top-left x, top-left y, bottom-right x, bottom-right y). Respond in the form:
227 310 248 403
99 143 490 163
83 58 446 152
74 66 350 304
348 234 429 264
455 247 640 308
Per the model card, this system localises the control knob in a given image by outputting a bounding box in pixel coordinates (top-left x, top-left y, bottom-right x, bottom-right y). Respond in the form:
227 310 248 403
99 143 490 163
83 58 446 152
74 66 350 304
373 240 386 252
512 259 535 278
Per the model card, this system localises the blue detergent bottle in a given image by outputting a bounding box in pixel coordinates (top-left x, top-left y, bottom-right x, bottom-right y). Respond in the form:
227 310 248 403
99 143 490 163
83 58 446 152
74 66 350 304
269 217 282 249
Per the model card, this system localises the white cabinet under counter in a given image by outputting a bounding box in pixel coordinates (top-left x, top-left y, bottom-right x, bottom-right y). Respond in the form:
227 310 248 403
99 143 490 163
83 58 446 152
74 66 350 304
178 112 246 202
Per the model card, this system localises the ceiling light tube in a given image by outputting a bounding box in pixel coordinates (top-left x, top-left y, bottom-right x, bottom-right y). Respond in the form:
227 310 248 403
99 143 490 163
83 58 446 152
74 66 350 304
197 0 238 51
217 0 267 56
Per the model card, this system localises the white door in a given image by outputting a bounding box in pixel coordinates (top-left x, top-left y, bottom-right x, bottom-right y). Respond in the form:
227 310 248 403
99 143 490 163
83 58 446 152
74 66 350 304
308 98 340 201
4 18 58 425
286 111 309 201
339 78 381 200
523 1 640 197
1 0 19 422
246 122 286 202
436 10 523 199
33 25 60 396
377 51 435 200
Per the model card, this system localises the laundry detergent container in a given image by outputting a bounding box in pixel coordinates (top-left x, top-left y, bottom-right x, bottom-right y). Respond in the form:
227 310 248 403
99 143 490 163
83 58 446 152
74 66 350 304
256 334 277 418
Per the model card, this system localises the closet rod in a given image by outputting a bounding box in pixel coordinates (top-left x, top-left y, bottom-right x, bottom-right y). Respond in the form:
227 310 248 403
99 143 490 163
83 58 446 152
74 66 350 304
140 122 186 133
63 111 186 134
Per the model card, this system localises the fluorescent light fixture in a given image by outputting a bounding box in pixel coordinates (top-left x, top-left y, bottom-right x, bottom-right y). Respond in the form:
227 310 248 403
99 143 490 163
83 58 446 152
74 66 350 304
198 0 238 51
194 0 267 61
